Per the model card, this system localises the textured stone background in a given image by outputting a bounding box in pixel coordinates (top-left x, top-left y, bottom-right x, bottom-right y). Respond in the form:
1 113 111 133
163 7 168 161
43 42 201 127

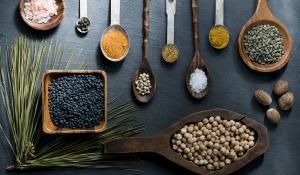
0 0 299 175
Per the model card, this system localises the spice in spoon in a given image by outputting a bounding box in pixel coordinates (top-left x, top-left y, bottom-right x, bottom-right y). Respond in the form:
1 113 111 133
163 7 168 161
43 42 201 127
24 0 58 24
209 25 230 49
135 73 152 96
243 24 284 64
162 44 179 63
171 116 256 170
76 17 90 33
101 28 129 60
189 68 207 94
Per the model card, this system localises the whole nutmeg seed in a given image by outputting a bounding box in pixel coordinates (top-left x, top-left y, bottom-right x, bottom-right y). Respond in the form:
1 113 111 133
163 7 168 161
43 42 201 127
254 89 272 106
273 80 288 96
278 92 295 110
266 108 281 124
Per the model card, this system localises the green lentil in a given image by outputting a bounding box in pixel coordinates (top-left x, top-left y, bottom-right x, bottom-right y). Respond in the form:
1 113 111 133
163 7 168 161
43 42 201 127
243 24 284 65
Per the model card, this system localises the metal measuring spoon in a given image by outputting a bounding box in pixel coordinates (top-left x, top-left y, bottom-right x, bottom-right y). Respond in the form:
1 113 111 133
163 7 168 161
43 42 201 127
209 0 229 49
100 0 130 62
76 0 91 34
162 0 179 63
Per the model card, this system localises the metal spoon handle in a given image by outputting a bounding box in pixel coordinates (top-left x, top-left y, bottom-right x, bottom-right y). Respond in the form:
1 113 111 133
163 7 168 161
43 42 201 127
215 0 224 26
192 0 199 53
166 0 176 44
111 0 120 25
143 0 150 60
80 0 88 18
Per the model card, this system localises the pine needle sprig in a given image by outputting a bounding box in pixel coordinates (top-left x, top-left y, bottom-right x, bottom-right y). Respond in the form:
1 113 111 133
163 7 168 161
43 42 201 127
0 36 143 171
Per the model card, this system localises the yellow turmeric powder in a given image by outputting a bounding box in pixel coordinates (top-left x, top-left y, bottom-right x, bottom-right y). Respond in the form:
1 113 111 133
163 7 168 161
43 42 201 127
102 28 129 59
209 25 229 49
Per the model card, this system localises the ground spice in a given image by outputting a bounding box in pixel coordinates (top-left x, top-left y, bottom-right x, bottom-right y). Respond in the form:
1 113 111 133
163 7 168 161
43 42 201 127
162 44 179 63
101 28 129 59
209 26 229 49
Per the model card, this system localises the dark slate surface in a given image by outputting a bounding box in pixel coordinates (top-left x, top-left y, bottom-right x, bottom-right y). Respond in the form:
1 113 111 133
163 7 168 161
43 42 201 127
0 0 300 175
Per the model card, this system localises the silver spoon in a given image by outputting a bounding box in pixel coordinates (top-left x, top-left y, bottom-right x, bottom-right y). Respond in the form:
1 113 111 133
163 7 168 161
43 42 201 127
100 0 130 62
76 0 91 34
209 0 229 49
162 0 179 63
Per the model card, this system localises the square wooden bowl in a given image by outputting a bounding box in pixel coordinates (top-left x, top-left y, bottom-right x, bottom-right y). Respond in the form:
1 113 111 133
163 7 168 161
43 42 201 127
42 70 107 134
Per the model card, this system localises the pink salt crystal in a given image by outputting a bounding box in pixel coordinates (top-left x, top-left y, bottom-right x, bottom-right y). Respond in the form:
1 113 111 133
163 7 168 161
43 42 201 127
24 0 58 24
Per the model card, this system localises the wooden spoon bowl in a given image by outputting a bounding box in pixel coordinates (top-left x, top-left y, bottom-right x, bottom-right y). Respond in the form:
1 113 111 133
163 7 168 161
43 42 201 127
132 59 156 103
132 0 156 103
186 53 211 99
238 0 293 72
19 0 65 30
186 0 211 100
105 108 269 175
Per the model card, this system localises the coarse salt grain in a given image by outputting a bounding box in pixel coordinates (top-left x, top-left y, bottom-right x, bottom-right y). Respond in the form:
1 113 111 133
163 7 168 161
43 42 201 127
24 0 58 24
189 68 207 93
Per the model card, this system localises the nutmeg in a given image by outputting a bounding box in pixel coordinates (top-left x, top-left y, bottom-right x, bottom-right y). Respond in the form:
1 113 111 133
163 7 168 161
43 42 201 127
278 92 295 110
273 80 288 96
254 89 272 106
266 108 281 124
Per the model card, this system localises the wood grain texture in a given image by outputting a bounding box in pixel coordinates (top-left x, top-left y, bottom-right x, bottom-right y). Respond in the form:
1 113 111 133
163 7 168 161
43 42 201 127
19 0 65 30
238 0 293 73
186 0 211 100
105 108 269 175
132 0 156 103
42 70 107 134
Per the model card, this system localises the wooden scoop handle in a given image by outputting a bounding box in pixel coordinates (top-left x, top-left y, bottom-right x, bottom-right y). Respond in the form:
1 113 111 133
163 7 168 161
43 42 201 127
104 137 158 154
192 0 199 53
254 0 274 19
143 0 150 60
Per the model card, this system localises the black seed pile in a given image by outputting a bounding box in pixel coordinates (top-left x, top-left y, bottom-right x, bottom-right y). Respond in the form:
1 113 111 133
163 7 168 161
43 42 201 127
48 74 104 129
77 17 90 32
244 24 284 65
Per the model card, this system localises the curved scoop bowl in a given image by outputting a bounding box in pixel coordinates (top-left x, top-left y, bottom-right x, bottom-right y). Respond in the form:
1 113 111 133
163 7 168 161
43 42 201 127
19 0 65 30
104 108 269 175
132 58 156 103
238 0 293 73
186 52 211 100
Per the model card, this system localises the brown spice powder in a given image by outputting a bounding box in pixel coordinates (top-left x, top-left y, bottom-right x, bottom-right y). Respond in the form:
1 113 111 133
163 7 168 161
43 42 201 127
102 28 129 59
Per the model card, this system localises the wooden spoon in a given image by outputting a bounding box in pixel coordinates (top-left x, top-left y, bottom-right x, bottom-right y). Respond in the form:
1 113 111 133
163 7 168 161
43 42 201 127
104 108 269 175
238 0 293 72
19 0 65 31
132 0 156 103
186 0 211 100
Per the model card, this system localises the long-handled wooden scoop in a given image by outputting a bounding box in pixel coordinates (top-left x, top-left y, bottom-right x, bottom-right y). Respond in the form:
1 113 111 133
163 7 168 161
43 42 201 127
186 0 211 100
104 108 269 175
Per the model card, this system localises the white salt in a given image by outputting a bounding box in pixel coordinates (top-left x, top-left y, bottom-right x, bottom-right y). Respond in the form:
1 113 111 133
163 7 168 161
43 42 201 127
24 0 58 24
189 68 207 93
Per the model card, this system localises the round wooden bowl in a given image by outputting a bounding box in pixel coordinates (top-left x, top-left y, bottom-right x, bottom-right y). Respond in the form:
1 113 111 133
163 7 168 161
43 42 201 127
239 20 292 73
238 0 293 73
19 0 65 31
